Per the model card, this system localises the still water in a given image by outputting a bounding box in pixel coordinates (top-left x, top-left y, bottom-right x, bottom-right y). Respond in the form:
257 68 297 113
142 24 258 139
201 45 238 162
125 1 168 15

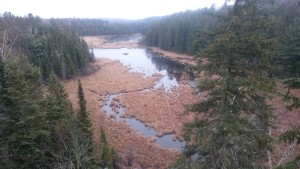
93 48 188 151
93 48 188 91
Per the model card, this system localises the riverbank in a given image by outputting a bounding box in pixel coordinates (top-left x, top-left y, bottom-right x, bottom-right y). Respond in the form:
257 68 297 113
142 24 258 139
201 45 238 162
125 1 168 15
83 35 143 49
63 59 195 168
149 47 197 66
83 35 199 66
77 35 300 167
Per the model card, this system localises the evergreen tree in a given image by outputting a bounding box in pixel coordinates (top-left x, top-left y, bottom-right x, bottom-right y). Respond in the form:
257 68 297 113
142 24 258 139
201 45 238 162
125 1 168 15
0 47 10 167
0 54 4 113
178 0 276 168
277 17 300 77
42 73 97 169
44 72 73 123
68 116 96 169
275 9 300 169
144 7 222 54
42 72 74 168
99 127 115 169
1 61 50 168
77 79 93 135
76 79 96 168
0 13 98 169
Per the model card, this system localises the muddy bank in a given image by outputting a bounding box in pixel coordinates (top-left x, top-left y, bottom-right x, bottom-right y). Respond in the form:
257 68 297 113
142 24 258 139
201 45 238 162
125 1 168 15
149 47 197 66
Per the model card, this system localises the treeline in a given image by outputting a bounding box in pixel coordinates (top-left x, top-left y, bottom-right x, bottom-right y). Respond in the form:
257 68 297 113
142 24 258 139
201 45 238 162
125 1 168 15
58 18 137 36
174 0 300 168
144 7 226 54
0 13 94 80
50 17 162 38
143 0 300 76
0 13 114 168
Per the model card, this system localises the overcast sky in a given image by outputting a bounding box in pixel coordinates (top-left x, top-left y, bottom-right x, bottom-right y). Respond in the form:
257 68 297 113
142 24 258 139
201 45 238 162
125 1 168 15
0 0 226 19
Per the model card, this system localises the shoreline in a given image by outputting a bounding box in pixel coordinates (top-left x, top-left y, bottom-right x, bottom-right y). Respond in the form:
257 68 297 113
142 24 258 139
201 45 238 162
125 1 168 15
83 35 198 66
149 47 197 66
63 59 189 168
77 35 300 168
83 35 143 49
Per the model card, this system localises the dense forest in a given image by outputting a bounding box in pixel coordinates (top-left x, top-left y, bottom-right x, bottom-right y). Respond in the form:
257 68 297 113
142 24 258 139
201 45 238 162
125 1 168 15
1 0 300 168
144 7 224 54
172 0 300 168
54 17 161 37
0 13 114 168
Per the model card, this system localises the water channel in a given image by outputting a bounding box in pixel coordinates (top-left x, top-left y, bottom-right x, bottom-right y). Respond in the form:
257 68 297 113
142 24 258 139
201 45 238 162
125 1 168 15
93 47 193 151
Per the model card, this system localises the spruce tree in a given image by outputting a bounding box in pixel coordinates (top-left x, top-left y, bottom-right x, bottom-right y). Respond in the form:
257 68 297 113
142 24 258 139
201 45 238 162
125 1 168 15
178 0 276 168
2 61 50 168
44 72 73 123
275 11 300 169
77 79 93 136
277 17 300 77
0 55 4 114
0 49 9 167
41 72 73 168
100 127 114 169
76 79 96 168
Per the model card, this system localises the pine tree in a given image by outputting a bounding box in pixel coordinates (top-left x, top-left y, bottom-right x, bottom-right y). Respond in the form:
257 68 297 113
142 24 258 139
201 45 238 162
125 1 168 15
178 0 276 168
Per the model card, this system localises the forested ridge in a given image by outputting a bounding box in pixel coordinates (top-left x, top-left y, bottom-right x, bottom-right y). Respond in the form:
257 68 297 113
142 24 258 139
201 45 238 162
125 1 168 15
0 13 113 168
171 0 300 168
55 17 161 36
0 0 300 168
2 13 96 80
144 7 224 55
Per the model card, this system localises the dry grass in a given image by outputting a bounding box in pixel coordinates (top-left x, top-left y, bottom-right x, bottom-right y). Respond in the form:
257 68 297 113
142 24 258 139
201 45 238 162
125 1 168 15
149 47 197 66
83 35 143 49
268 82 300 166
63 59 181 168
64 35 300 168
118 85 200 140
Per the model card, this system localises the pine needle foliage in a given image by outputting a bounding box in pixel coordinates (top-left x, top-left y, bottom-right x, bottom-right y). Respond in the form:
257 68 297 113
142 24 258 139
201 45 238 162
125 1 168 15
277 17 300 77
77 79 93 136
99 127 115 169
179 0 276 168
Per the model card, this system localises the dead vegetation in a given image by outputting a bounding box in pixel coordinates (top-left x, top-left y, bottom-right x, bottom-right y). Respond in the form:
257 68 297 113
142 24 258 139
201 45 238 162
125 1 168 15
63 36 300 168
149 47 197 66
117 86 200 140
83 35 143 49
63 59 181 168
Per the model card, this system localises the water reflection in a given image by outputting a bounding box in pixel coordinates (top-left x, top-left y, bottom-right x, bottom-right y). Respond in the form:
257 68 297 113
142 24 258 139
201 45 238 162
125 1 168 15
93 48 191 151
102 94 185 151
108 35 142 43
93 48 191 91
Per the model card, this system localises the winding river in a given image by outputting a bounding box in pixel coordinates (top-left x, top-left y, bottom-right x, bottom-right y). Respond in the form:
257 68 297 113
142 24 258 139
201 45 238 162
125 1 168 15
93 47 193 151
